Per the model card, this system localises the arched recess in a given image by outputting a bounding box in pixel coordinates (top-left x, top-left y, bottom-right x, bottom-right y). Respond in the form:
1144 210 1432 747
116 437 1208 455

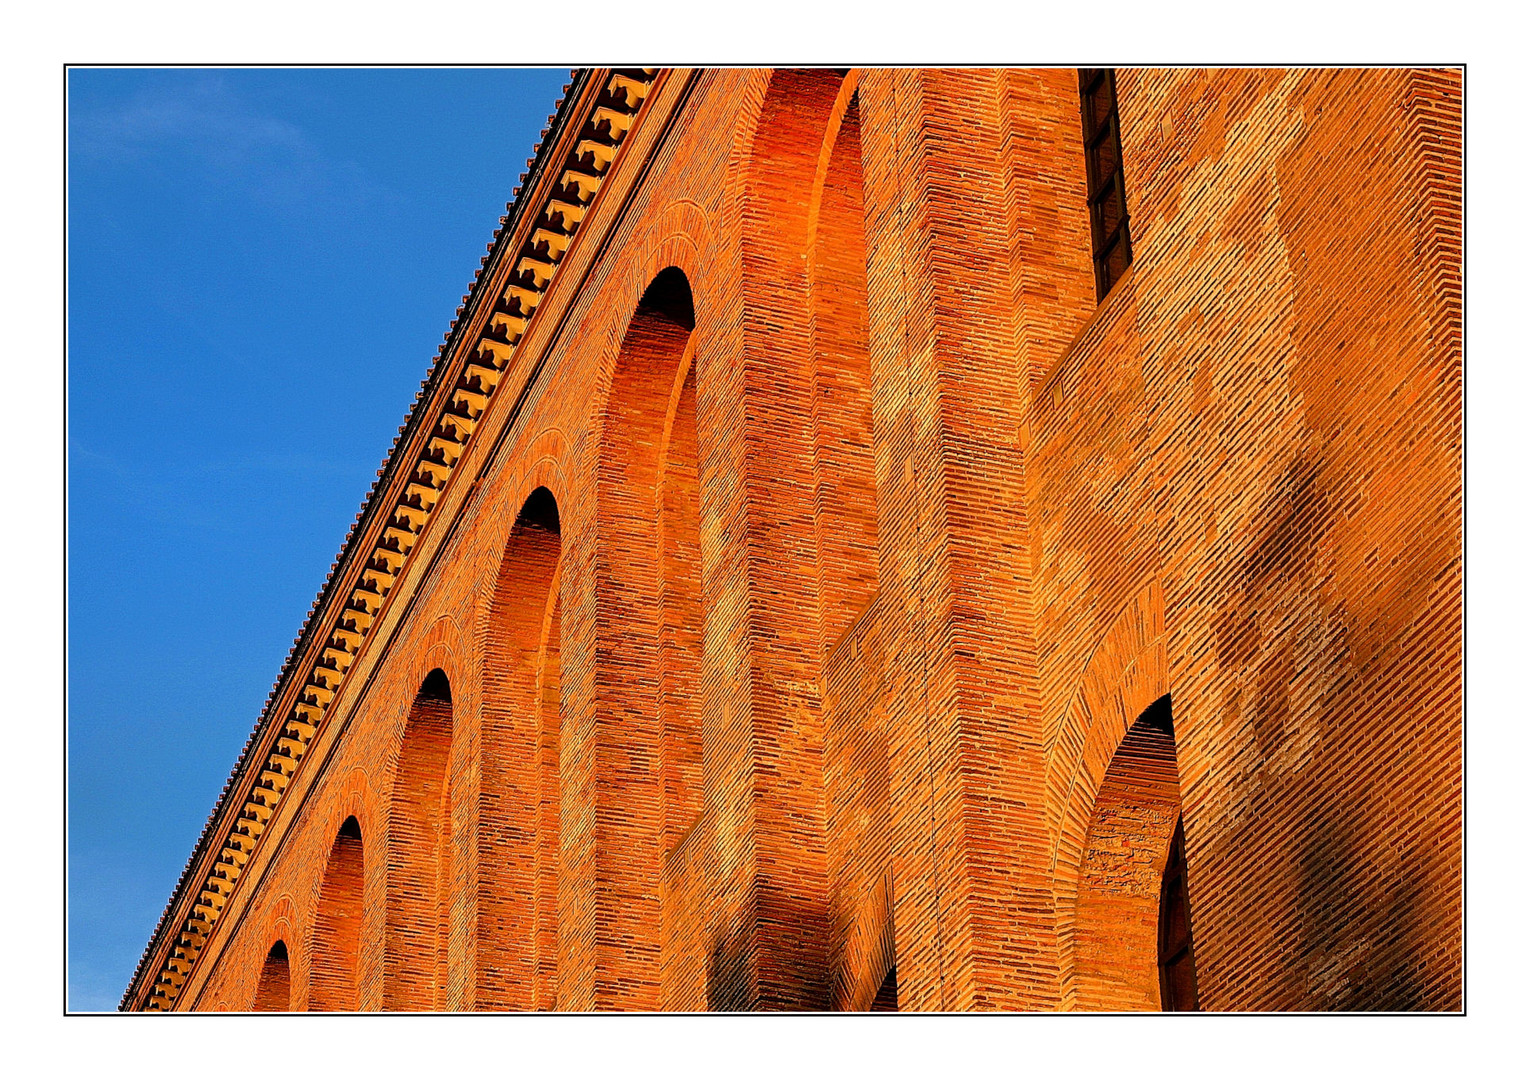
384 669 454 1011
310 816 364 1011
1049 579 1178 1008
741 67 882 655
804 69 881 650
482 485 564 1011
1069 696 1199 1011
746 68 888 1011
594 265 704 1007
251 940 290 1011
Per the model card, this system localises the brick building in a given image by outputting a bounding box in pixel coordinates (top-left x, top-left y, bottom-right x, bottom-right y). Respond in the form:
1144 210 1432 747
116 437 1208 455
122 67 1463 1012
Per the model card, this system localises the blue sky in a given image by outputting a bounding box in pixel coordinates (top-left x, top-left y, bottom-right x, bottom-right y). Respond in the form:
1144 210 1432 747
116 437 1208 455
66 66 570 1012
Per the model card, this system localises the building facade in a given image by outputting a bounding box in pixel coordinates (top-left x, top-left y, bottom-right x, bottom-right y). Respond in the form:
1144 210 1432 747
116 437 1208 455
123 66 1463 1012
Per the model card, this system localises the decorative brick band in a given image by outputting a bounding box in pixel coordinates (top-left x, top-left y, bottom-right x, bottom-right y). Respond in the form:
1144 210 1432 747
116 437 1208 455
123 67 660 1012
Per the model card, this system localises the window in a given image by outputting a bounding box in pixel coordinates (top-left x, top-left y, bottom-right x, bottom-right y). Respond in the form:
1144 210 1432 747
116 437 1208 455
1079 68 1134 300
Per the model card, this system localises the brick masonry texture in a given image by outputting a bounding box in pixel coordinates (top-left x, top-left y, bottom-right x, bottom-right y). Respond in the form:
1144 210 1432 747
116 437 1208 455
124 66 1462 1013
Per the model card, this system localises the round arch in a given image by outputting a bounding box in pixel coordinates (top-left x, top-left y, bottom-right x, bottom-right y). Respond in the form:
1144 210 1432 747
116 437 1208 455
739 69 888 1011
310 814 365 1011
1069 695 1193 1010
1048 580 1201 1010
383 669 454 1010
584 265 704 1009
251 939 291 1011
480 483 566 1010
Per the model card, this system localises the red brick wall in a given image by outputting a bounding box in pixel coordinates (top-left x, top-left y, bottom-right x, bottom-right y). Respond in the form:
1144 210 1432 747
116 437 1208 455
1032 67 1462 1010
160 67 1461 1012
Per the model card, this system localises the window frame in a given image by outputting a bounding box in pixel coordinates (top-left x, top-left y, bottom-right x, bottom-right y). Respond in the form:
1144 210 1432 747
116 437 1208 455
1079 68 1135 300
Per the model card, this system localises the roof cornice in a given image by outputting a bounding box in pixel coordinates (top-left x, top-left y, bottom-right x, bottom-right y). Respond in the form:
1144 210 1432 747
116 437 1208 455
121 67 664 1011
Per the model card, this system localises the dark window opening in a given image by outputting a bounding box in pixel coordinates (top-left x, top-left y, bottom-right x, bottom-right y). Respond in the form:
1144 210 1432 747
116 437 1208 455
1079 68 1134 300
1157 816 1201 1011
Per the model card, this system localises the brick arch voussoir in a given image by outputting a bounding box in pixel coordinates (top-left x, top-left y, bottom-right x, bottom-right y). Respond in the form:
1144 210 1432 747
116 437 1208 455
469 433 570 631
261 896 298 974
618 217 705 318
201 895 297 1012
590 215 711 577
478 439 571 571
587 217 711 537
724 68 843 223
403 620 461 707
732 68 862 440
518 455 572 661
386 625 461 836
383 623 461 764
477 447 569 638
743 70 851 252
1048 580 1170 999
309 766 380 910
303 766 380 1010
520 446 571 525
590 213 707 419
804 69 863 258
251 900 299 1011
384 629 463 794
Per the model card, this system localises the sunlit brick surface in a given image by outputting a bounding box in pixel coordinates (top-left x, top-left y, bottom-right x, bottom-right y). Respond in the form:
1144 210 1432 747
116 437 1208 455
130 67 1461 1013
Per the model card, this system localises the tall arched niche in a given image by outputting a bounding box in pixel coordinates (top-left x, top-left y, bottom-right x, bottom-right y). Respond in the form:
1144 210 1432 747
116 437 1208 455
592 265 704 1008
384 669 454 1010
251 940 290 1011
482 485 564 1010
744 67 889 1012
310 816 364 1011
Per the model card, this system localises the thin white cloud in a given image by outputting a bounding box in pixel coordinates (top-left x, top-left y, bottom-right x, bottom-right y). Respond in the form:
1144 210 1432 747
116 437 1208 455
70 74 306 164
69 73 395 213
